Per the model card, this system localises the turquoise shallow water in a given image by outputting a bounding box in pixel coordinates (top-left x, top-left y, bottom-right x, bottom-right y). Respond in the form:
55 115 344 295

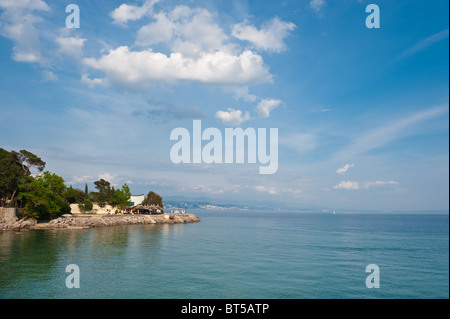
0 211 448 299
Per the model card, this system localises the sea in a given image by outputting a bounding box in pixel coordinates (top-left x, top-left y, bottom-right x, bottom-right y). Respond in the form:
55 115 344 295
0 210 448 299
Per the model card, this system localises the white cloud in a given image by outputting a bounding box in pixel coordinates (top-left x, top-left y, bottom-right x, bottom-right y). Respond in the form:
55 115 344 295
215 108 251 126
93 4 295 96
257 98 282 118
98 172 115 181
310 0 326 13
171 7 230 55
136 12 174 46
110 0 159 25
81 74 106 87
56 37 87 58
334 180 398 190
336 163 354 175
333 105 449 161
334 181 360 190
228 86 258 102
42 70 57 81
136 6 231 57
232 17 296 53
363 181 398 188
255 185 280 195
0 3 48 63
83 46 271 89
0 0 49 11
98 172 125 187
67 175 92 185
12 50 41 63
255 185 303 197
285 188 303 197
399 29 449 59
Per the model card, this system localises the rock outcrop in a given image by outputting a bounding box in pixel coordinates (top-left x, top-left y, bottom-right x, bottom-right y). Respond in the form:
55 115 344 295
1 212 200 231
0 208 38 231
0 216 37 231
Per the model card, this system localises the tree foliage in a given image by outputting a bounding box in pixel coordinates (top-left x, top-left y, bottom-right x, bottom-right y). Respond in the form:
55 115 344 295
64 186 88 204
142 191 164 208
18 172 70 219
0 148 46 207
91 179 114 206
109 184 131 211
1 149 164 218
79 199 93 213
0 148 21 204
11 149 46 175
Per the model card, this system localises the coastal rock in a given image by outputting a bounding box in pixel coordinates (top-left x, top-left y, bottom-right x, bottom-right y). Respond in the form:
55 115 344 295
0 217 37 231
27 213 199 230
2 208 199 231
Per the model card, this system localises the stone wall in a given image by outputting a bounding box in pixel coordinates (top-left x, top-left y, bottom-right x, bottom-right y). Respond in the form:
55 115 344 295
0 207 37 231
0 207 18 223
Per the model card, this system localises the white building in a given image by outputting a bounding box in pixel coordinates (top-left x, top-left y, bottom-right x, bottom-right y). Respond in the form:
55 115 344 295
129 194 145 206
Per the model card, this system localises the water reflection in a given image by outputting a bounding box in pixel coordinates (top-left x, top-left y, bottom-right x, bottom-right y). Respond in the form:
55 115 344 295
0 224 164 298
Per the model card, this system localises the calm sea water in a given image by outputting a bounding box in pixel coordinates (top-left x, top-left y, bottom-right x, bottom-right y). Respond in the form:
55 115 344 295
0 211 448 299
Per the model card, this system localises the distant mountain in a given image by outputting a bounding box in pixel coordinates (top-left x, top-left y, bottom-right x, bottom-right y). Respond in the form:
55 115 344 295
162 195 328 212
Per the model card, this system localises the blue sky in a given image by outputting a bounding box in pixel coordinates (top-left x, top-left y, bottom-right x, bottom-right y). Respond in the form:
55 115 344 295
0 0 448 211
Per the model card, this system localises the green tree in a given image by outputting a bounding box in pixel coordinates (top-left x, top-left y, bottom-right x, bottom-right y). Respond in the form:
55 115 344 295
142 191 164 208
18 172 70 219
109 184 131 211
64 186 87 204
91 179 114 206
0 148 45 207
11 150 46 175
79 199 93 213
0 148 21 206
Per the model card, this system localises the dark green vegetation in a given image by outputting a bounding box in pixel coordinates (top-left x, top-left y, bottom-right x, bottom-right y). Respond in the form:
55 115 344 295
142 191 163 208
0 148 163 220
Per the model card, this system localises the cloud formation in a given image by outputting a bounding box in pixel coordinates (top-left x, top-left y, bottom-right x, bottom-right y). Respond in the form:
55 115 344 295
56 37 87 58
399 29 449 59
83 4 298 94
136 6 230 55
310 0 326 13
83 46 271 89
336 163 354 175
257 98 282 118
364 181 398 188
333 105 449 160
110 0 159 25
215 108 251 126
334 180 398 190
232 17 296 53
0 0 49 11
0 0 49 63
255 185 280 195
334 181 360 190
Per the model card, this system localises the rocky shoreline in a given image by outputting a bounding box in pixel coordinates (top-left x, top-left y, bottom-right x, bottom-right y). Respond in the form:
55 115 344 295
0 213 200 231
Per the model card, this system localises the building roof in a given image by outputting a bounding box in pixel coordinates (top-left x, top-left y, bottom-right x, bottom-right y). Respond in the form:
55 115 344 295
132 204 163 210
